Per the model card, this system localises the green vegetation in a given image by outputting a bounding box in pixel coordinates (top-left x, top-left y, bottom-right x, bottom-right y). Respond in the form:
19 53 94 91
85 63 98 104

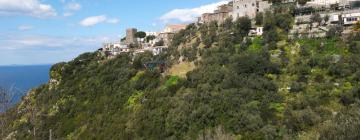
145 35 156 43
135 31 147 39
1 11 360 140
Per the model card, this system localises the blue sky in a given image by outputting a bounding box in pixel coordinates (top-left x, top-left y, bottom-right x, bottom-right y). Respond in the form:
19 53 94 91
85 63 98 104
0 0 229 65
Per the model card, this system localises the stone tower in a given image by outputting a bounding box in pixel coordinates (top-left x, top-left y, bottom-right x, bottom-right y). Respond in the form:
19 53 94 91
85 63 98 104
126 28 137 45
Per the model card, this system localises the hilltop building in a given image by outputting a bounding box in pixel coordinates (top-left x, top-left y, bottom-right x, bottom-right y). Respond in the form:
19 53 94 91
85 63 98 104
145 31 159 36
126 28 137 45
103 42 130 56
163 24 188 33
232 0 271 19
133 45 168 56
198 3 233 24
158 24 188 46
342 11 360 25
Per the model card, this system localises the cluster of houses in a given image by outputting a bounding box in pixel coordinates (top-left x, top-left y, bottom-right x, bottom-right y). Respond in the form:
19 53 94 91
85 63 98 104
102 0 360 57
101 24 187 57
291 0 360 37
198 0 360 37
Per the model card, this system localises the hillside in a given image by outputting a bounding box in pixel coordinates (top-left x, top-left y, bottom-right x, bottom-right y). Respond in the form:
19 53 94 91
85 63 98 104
1 13 360 140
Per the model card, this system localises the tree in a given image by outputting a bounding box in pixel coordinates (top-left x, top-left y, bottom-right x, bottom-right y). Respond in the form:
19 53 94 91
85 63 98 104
200 21 218 47
268 0 283 3
197 126 235 140
255 12 264 26
298 0 311 5
121 37 126 42
263 11 276 31
263 11 280 45
275 13 293 31
324 14 330 25
222 17 234 31
145 35 156 43
310 13 322 26
233 16 252 43
133 51 154 69
354 21 360 32
218 30 234 48
135 31 147 39
319 105 360 140
326 25 343 38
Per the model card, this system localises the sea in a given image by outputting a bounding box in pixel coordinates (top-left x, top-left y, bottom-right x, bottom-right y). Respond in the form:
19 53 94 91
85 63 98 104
0 65 52 105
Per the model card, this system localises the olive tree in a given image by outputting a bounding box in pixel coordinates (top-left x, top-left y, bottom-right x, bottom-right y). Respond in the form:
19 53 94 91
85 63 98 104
255 12 264 26
326 25 343 38
310 13 322 27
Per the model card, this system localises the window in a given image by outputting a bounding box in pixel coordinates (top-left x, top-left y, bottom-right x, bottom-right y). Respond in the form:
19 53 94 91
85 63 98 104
346 17 358 22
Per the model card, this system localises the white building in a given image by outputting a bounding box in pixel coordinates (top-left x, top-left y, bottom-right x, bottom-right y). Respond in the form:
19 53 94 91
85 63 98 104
342 12 360 25
151 46 168 55
249 27 264 36
103 42 130 55
306 0 350 7
133 46 168 56
145 31 159 36
232 0 271 19
326 9 360 25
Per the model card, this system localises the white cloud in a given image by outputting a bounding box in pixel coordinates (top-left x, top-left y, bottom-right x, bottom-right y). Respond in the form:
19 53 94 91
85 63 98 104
66 2 81 11
62 2 81 17
106 18 119 24
79 15 119 27
63 12 73 17
160 0 229 22
79 15 107 27
18 25 34 31
0 0 57 18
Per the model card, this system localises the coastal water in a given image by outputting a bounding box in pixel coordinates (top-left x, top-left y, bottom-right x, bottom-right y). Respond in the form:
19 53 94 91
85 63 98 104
0 65 51 105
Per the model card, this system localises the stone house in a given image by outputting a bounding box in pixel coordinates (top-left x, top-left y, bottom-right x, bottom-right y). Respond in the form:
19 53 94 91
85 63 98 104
232 0 271 19
198 3 233 24
157 24 187 46
163 24 188 33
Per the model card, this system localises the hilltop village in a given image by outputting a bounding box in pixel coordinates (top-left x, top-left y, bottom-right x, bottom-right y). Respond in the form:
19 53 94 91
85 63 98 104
101 0 360 58
101 24 187 57
3 0 360 139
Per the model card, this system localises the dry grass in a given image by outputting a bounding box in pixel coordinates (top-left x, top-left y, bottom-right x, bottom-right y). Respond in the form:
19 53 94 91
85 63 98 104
167 62 196 78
